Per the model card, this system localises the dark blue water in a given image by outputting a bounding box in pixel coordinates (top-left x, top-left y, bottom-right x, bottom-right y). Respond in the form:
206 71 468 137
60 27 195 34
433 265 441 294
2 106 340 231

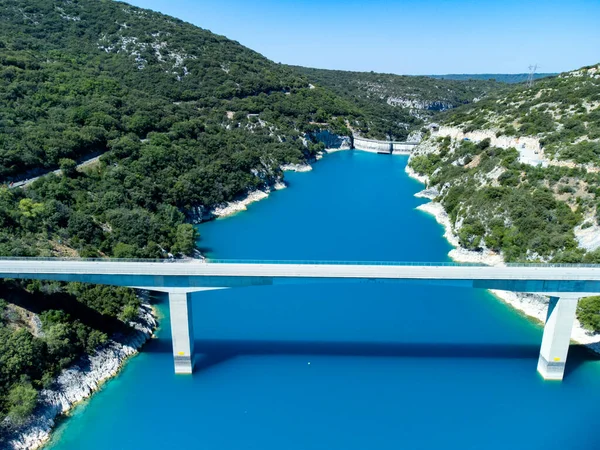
47 151 600 450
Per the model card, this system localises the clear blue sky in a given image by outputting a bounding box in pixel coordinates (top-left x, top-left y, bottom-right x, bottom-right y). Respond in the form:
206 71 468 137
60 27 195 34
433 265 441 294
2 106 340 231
127 0 600 75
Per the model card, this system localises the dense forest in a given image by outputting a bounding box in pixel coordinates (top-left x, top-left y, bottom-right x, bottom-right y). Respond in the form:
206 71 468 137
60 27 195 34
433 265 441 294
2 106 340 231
0 0 364 430
290 66 502 140
0 0 366 260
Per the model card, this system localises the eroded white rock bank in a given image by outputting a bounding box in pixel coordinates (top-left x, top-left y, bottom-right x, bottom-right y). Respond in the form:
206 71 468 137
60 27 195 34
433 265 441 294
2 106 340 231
2 299 157 450
189 162 319 222
405 163 600 354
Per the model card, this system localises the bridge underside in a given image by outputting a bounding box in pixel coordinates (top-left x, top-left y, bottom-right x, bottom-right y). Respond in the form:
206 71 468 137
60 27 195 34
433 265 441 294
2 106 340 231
161 288 589 381
3 272 600 294
3 270 598 381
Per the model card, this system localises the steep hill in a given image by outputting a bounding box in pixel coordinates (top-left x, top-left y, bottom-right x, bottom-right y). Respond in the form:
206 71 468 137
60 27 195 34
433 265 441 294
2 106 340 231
289 66 503 140
0 0 362 182
0 0 368 259
443 64 600 163
430 73 556 83
0 0 364 435
409 63 600 265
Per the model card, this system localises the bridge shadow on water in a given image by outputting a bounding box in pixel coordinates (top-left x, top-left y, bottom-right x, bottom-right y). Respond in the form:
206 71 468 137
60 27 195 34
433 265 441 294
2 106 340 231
144 338 600 374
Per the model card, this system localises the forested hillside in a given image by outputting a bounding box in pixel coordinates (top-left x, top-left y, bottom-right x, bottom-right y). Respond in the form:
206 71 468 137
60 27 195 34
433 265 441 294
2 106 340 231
0 0 367 260
290 66 502 140
409 63 600 264
429 73 556 83
409 63 600 331
0 0 363 431
444 64 600 162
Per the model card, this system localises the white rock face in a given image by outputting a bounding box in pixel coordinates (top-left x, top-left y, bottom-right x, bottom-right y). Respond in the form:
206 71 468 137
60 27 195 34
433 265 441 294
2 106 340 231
386 97 452 112
211 190 270 218
435 125 543 155
575 223 600 252
280 163 312 173
406 130 423 143
404 159 600 353
210 179 289 219
415 201 459 248
312 131 352 150
414 187 439 200
3 303 157 450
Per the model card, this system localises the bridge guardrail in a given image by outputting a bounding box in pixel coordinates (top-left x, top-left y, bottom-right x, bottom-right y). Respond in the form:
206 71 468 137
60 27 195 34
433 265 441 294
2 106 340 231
0 257 598 268
206 259 486 266
0 256 167 262
505 263 600 268
0 257 485 266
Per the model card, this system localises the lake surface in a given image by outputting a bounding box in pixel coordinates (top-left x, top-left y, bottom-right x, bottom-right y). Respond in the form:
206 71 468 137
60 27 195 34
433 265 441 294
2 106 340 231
47 151 600 450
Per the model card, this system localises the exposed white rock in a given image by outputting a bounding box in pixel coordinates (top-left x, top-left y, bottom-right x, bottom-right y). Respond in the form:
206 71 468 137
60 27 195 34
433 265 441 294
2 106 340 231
312 131 352 150
434 125 542 155
404 164 429 184
448 247 504 266
415 201 459 248
405 161 600 354
3 301 157 450
489 290 600 353
280 163 312 172
210 180 287 219
414 187 439 200
273 180 286 190
211 191 269 217
406 130 423 143
575 223 600 252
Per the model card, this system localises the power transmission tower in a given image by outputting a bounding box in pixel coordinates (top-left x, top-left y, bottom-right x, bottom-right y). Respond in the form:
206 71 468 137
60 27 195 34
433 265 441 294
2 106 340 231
527 64 538 87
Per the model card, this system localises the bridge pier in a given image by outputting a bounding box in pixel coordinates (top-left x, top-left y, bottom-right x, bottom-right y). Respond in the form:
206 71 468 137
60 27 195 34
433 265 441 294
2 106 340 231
537 294 580 381
168 290 195 374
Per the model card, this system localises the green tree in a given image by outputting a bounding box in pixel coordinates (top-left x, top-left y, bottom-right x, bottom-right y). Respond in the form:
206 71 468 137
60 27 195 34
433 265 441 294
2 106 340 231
59 158 78 177
577 296 600 332
18 198 44 218
172 224 198 256
113 242 138 259
6 382 38 424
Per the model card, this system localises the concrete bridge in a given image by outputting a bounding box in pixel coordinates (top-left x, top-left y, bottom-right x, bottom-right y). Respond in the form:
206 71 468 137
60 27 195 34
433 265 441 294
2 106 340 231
1 258 599 381
352 136 419 155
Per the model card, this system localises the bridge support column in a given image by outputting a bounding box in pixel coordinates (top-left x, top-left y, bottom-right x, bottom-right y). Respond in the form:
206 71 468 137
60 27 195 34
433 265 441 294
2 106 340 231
537 294 579 381
168 290 194 374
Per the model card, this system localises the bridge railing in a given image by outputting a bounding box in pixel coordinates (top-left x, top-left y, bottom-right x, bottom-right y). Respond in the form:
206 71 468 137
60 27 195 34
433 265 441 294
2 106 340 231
505 263 600 268
206 259 486 266
0 256 599 268
0 256 485 266
0 256 167 263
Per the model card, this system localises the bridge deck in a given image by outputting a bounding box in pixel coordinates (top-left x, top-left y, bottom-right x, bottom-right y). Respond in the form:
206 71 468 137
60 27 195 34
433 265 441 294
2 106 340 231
2 259 597 378
1 260 599 279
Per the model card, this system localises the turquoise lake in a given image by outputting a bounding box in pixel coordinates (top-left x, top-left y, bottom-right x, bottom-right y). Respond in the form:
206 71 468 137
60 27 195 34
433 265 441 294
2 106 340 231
47 151 600 450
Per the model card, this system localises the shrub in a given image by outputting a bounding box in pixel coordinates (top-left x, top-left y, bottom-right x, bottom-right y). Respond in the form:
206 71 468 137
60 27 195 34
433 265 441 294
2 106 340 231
6 382 38 424
577 296 600 332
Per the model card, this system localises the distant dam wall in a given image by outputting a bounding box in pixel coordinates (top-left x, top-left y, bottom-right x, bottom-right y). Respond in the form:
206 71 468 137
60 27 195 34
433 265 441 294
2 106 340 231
352 136 419 155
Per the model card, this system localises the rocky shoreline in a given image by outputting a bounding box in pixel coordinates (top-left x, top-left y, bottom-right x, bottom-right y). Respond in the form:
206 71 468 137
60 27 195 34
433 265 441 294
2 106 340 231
207 162 315 220
405 163 600 354
210 181 286 218
2 297 157 450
